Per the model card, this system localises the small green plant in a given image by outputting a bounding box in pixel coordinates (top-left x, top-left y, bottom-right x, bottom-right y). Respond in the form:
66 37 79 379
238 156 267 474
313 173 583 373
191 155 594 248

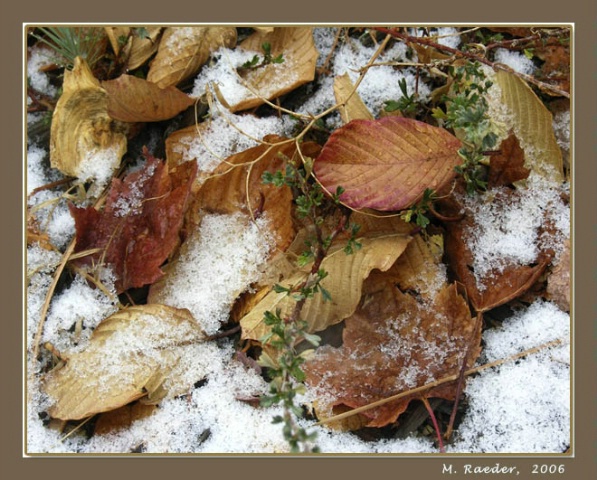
400 188 436 228
259 155 360 453
433 61 498 194
384 77 420 116
241 42 285 70
30 27 107 70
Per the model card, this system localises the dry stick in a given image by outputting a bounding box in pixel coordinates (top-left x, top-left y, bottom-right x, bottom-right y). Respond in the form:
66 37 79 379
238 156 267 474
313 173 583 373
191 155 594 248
315 338 564 426
373 27 570 99
31 194 107 361
445 310 483 440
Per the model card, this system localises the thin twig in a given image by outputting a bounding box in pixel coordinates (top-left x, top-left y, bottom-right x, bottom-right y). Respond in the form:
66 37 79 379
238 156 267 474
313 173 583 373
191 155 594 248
315 337 564 426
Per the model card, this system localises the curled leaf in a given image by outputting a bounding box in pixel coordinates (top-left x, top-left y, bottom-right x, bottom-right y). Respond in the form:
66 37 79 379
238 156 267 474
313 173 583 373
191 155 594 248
49 57 127 181
314 116 462 211
42 305 206 421
147 27 237 88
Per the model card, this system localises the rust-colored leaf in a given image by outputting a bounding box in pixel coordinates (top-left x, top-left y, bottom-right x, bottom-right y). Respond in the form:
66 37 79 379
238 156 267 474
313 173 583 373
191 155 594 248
488 133 531 188
442 186 553 313
304 282 480 429
313 116 462 211
69 150 197 293
102 74 194 122
147 27 237 88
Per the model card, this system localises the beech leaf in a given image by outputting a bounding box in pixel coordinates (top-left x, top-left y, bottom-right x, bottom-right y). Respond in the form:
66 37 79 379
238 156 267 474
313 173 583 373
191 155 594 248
147 27 237 88
102 74 195 122
240 233 411 342
304 282 480 428
42 305 206 421
69 151 197 293
313 116 462 211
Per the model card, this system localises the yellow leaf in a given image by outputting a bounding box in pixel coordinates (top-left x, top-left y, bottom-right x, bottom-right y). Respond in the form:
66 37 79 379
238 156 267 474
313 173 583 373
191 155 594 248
42 305 206 421
49 57 127 181
333 73 374 123
147 27 237 88
240 233 411 342
492 70 564 182
126 27 163 71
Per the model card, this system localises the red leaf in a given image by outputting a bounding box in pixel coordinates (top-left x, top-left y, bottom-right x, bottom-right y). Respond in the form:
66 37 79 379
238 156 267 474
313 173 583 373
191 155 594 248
70 150 197 293
313 116 462 211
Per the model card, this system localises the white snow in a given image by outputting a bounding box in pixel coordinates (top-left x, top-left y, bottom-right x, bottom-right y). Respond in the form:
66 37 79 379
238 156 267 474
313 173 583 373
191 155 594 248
27 45 59 98
25 26 571 456
494 48 536 75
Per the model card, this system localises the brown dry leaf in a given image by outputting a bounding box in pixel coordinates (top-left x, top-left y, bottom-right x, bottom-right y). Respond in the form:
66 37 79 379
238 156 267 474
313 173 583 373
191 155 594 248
226 27 318 112
304 282 480 429
488 133 531 188
94 402 157 435
534 42 570 96
492 70 564 182
313 116 462 211
546 238 570 311
442 188 553 313
42 305 207 421
49 57 127 180
365 233 447 301
333 73 373 123
125 27 163 71
102 74 195 122
192 135 320 252
104 27 131 56
147 27 237 88
240 233 411 342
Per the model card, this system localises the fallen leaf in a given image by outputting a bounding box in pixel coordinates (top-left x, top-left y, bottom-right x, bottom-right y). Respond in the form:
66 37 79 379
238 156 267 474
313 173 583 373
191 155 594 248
125 27 163 71
147 27 237 88
546 238 570 311
192 135 321 252
304 282 480 428
42 304 207 421
313 116 462 211
492 70 564 182
104 27 131 57
442 185 553 312
488 133 531 188
226 27 319 112
240 233 411 342
94 402 157 435
333 73 373 123
49 57 127 180
69 151 197 293
102 74 195 122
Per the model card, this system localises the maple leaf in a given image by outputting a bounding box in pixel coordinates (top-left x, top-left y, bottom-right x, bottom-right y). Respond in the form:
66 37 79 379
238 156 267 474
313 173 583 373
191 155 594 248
304 281 480 429
69 149 197 293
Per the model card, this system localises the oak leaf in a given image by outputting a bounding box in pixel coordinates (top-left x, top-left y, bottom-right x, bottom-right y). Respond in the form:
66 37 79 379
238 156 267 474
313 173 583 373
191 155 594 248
69 150 197 293
42 305 207 421
304 282 480 428
313 116 462 211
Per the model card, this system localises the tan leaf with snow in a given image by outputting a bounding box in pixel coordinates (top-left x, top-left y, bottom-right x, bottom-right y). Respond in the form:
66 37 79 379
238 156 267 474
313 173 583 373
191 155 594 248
49 57 127 180
42 305 206 421
226 27 318 112
147 27 237 88
333 73 373 123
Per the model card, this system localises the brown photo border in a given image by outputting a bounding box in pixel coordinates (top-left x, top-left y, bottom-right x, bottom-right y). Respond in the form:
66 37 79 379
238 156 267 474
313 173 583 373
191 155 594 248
3 1 596 478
